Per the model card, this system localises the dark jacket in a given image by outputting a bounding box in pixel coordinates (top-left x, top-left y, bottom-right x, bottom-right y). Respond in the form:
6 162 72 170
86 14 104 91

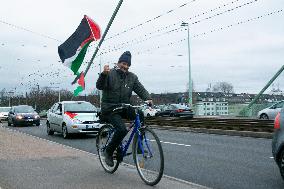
96 68 151 114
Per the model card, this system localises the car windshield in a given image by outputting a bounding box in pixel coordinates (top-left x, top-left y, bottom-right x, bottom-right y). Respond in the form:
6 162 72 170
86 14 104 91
0 107 10 112
64 102 97 113
15 106 35 113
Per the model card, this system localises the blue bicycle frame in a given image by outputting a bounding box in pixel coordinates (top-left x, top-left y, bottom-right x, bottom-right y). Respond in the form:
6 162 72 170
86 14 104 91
104 109 153 159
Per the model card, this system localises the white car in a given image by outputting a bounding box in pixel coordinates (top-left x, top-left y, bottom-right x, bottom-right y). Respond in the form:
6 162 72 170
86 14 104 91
0 107 11 121
141 106 160 117
257 100 284 120
46 101 101 138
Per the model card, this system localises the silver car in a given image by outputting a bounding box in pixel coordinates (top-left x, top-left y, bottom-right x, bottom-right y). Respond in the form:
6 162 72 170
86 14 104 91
46 101 101 139
257 101 284 120
0 107 11 121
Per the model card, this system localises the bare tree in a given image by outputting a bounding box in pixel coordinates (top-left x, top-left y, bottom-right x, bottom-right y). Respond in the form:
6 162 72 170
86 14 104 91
212 82 234 94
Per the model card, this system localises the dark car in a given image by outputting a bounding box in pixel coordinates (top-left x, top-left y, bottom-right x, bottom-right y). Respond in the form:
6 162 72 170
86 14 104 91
8 105 40 126
272 107 284 180
156 104 194 118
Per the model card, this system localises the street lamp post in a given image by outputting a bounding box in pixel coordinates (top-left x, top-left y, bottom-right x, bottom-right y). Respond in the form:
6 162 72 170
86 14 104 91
181 22 192 107
8 91 14 107
36 84 40 111
58 90 61 102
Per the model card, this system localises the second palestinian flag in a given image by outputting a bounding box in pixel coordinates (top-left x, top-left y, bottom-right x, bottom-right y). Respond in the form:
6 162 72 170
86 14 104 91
58 15 101 75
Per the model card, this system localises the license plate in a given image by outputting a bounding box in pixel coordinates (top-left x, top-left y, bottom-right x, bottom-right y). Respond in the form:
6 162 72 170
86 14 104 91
86 125 98 129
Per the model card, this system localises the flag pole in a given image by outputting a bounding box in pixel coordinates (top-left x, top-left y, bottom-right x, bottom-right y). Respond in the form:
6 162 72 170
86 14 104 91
72 0 124 85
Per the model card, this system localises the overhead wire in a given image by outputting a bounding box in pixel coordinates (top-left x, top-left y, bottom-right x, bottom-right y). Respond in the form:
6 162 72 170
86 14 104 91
0 0 250 64
0 0 248 59
99 0 259 55
192 9 283 38
135 9 283 55
0 1 281 92
0 19 61 42
107 0 241 42
90 0 244 50
104 0 198 41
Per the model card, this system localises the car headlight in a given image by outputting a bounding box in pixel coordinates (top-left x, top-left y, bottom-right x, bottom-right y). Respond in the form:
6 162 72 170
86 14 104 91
72 118 81 124
16 115 23 119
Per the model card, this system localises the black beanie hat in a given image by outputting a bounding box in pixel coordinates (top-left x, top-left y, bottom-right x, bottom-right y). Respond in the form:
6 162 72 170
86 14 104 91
118 51 131 66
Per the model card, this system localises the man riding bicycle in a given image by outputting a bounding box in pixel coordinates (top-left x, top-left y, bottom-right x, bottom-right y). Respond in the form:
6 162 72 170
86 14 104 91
96 51 152 167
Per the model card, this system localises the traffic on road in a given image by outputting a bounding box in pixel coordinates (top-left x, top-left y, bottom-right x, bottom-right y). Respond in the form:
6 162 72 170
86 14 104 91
1 119 283 189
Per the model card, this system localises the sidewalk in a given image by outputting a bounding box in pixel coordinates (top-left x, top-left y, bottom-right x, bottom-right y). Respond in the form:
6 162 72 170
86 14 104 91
0 126 210 189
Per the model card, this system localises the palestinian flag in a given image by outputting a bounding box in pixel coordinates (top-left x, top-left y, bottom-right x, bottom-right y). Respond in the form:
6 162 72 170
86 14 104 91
58 15 101 75
74 72 85 96
65 112 78 119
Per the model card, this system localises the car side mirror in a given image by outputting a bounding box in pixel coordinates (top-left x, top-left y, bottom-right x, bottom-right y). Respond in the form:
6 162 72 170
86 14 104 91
55 110 62 115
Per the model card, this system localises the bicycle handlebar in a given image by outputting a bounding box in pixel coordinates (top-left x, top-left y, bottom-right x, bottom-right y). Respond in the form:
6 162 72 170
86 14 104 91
112 103 132 112
112 101 152 112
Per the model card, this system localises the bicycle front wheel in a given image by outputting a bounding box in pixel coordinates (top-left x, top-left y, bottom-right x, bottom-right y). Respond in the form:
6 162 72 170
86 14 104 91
132 127 164 186
96 124 119 173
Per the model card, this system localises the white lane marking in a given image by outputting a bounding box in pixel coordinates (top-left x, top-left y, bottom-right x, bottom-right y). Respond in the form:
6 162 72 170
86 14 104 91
149 139 191 147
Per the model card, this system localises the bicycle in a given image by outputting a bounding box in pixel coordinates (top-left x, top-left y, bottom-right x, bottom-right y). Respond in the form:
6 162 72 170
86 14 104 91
96 104 164 186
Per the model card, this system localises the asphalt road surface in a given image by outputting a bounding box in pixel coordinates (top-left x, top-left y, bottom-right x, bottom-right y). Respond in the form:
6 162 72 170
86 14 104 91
1 121 284 189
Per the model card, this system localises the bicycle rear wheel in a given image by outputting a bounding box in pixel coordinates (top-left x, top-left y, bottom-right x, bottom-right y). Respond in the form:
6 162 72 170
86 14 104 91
96 124 119 173
133 127 164 186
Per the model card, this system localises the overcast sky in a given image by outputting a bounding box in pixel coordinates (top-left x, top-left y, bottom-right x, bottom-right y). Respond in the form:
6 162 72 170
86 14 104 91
0 0 283 96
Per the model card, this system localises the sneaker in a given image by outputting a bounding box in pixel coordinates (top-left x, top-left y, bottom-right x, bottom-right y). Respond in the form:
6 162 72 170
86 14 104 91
103 151 114 167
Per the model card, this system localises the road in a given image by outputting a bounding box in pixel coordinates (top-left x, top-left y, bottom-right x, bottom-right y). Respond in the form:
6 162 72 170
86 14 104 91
1 121 284 189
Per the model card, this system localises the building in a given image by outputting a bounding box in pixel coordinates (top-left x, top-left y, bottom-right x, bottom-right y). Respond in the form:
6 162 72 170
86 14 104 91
194 92 228 116
194 92 284 117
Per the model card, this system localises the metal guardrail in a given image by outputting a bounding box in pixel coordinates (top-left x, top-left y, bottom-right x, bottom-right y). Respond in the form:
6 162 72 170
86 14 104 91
145 117 274 133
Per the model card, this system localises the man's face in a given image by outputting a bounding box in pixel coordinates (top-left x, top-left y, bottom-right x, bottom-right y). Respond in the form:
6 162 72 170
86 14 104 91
117 62 130 73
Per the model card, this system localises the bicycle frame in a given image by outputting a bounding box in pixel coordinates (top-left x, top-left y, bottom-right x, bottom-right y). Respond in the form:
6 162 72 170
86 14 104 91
104 109 152 158
98 105 164 186
121 109 142 157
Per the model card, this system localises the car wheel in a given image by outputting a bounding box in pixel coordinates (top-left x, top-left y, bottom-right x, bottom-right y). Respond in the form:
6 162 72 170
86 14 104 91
260 114 269 120
62 124 69 139
46 122 54 135
279 150 284 180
